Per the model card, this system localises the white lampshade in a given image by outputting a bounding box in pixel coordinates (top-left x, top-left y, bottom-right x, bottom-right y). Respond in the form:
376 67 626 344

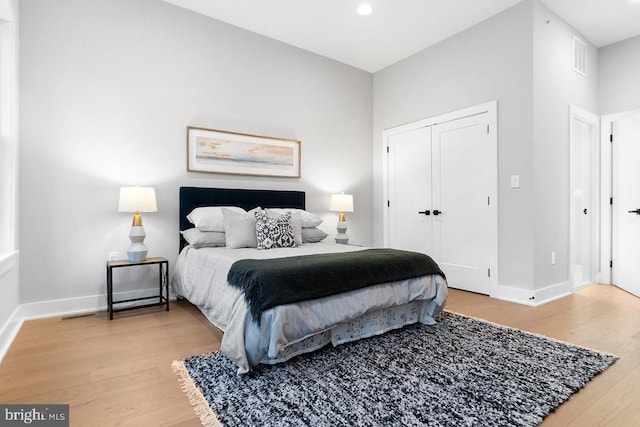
118 187 158 213
329 193 354 212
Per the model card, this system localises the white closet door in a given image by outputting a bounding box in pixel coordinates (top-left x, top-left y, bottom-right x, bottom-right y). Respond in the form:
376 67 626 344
387 127 432 254
432 114 491 294
612 111 640 297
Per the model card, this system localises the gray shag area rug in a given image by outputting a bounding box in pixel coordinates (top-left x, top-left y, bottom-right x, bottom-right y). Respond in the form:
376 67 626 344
172 311 617 427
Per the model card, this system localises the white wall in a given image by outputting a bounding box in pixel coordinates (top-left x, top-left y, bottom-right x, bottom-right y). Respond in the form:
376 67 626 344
373 0 536 291
599 34 640 115
19 0 373 305
532 1 598 291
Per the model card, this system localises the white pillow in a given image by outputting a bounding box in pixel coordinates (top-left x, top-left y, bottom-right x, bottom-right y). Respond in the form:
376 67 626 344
187 206 246 232
181 228 226 248
222 207 258 249
265 209 302 246
301 227 329 243
267 208 322 228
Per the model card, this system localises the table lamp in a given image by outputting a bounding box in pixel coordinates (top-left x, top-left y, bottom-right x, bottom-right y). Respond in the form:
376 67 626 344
329 193 354 244
118 187 157 262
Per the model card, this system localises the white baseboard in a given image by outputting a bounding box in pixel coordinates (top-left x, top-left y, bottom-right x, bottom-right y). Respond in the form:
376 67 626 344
493 281 572 307
532 281 572 305
0 288 175 362
493 283 537 306
20 288 176 320
0 305 23 363
20 294 107 321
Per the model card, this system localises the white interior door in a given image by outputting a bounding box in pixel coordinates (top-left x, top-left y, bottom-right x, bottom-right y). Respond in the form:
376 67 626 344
432 114 491 294
387 127 432 254
612 111 640 297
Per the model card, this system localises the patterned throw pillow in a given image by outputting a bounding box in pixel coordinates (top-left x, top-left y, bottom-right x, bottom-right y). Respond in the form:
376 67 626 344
255 210 296 250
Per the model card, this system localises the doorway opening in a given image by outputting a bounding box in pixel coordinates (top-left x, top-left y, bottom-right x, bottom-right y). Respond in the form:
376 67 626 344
569 106 599 290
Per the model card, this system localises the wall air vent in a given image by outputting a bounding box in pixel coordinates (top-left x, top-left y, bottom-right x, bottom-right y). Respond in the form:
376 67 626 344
573 36 587 77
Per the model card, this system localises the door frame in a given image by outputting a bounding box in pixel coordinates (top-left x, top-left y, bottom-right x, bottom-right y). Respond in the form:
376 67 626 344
381 100 498 296
568 105 599 290
601 108 640 286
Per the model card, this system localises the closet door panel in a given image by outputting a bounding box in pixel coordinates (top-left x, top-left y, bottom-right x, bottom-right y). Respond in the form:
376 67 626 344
432 114 490 294
387 127 432 255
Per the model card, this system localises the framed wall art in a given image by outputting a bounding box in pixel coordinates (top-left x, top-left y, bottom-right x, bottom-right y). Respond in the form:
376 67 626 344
187 126 301 178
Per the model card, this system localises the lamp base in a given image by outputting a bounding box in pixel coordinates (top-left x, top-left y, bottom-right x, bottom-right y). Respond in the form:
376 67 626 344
335 220 349 245
126 247 148 262
127 225 148 262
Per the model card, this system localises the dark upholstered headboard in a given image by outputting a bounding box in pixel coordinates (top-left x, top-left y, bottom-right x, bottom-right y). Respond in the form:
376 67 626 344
179 187 306 250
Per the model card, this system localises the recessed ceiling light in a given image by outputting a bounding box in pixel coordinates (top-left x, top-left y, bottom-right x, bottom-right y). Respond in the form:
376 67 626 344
357 4 373 16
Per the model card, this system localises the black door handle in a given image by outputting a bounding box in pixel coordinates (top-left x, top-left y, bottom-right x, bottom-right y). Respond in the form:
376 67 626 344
418 210 431 215
629 209 640 215
433 210 442 216
583 208 588 215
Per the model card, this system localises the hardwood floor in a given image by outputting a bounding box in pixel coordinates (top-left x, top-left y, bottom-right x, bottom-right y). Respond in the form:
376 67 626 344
1 285 639 426
0 302 221 426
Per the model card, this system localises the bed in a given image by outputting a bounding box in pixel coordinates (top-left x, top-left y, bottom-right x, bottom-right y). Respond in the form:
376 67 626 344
172 187 448 374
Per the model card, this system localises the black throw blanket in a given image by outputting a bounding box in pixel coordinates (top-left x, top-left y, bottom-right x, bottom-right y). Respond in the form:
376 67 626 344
227 248 445 325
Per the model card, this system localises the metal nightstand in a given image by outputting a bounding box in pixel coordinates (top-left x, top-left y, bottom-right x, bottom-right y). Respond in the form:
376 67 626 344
106 257 169 319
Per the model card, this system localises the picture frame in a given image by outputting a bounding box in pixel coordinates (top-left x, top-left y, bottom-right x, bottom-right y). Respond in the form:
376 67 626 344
187 126 301 178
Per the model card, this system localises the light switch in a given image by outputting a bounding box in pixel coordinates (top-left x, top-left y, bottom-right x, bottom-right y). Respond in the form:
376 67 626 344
510 175 520 188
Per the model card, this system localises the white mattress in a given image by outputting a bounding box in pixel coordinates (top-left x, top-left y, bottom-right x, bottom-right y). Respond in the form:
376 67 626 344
172 242 448 373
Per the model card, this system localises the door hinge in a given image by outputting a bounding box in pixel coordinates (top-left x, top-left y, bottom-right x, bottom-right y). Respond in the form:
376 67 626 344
487 124 490 134
610 260 613 268
387 200 390 207
488 268 491 277
610 197 613 205
386 146 389 153
610 134 613 143
488 196 490 206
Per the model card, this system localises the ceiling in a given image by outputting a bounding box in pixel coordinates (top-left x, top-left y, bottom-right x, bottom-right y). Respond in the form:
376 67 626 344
162 0 640 73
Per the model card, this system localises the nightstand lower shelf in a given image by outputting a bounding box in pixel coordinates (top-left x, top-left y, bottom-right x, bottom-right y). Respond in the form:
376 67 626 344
106 257 169 320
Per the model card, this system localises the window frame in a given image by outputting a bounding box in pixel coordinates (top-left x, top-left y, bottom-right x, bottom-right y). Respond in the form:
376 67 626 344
0 0 18 272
